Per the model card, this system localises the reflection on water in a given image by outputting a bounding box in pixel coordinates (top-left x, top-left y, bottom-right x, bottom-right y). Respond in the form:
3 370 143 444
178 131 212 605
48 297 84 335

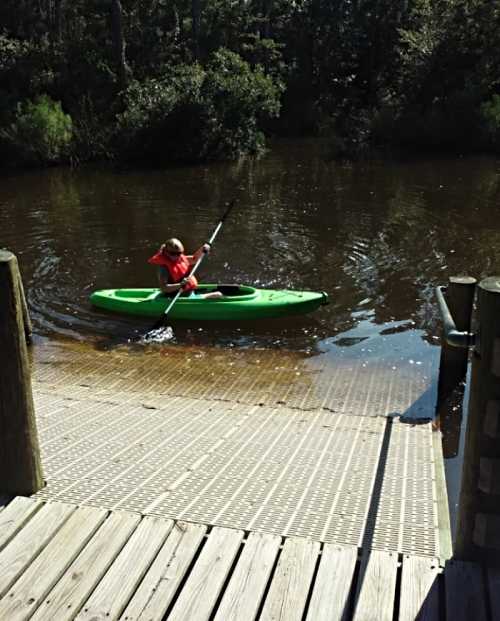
31 330 437 422
3 143 499 366
1 145 500 356
6 142 498 529
3 144 500 395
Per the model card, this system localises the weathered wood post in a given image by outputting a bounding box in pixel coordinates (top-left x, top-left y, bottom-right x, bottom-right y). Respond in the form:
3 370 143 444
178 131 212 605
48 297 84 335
0 250 43 494
436 276 476 458
455 277 500 564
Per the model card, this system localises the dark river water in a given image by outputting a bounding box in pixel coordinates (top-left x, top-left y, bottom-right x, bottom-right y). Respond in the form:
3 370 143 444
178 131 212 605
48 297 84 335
3 140 499 348
2 139 500 532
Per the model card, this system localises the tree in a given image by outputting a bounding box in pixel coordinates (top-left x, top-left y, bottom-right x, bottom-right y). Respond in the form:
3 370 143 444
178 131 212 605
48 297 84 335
110 0 131 88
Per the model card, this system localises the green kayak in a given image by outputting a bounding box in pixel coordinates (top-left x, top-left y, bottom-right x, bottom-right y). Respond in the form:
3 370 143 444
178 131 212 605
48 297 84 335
90 284 329 320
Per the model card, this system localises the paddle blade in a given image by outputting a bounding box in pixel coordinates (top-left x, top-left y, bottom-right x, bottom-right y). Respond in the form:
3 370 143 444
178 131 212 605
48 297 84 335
151 314 168 331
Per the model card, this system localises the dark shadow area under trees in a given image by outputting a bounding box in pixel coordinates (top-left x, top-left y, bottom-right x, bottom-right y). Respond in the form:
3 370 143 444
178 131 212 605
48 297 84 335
1 0 500 169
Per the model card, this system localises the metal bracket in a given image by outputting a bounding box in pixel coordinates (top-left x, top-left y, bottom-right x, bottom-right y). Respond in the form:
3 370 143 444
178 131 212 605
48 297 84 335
435 285 476 348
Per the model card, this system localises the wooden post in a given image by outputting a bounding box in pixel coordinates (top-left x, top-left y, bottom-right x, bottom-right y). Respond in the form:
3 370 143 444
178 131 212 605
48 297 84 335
436 276 476 458
455 277 500 565
0 250 44 494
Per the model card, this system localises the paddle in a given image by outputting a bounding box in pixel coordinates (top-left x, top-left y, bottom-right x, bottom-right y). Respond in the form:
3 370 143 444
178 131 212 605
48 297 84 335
149 199 236 331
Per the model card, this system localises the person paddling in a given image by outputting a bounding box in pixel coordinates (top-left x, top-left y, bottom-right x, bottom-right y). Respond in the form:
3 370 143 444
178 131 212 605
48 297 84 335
148 238 223 298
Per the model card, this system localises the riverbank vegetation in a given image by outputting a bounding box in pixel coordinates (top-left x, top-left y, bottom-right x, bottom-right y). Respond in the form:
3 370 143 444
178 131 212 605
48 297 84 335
1 1 499 167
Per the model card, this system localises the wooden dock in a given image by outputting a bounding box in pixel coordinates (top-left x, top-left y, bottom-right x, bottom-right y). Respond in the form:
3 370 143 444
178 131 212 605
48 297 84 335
2 333 496 620
0 496 498 621
2 253 499 619
30 340 448 559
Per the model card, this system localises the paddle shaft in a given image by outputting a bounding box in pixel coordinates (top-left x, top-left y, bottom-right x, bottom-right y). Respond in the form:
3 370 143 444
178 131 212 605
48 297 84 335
161 200 235 320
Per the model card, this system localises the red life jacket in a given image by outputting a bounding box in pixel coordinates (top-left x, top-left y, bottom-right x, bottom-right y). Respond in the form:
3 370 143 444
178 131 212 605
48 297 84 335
148 251 198 291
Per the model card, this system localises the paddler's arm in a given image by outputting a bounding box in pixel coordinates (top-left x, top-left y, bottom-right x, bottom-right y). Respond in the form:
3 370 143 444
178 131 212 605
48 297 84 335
188 243 211 265
158 267 184 294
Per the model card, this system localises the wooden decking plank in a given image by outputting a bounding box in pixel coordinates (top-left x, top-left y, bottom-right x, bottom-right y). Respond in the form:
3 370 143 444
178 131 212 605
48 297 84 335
75 515 173 621
214 532 282 621
352 550 398 621
31 510 141 621
399 555 440 621
444 560 487 621
260 537 320 621
168 526 244 621
306 544 358 621
487 567 500 620
0 496 42 552
0 505 107 621
120 521 207 621
0 501 76 598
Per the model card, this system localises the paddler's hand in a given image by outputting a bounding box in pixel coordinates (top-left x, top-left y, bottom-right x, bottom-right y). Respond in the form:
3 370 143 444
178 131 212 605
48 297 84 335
180 278 189 290
202 243 211 254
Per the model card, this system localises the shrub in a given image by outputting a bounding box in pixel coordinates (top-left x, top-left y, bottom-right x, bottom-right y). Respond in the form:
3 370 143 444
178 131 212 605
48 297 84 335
116 63 207 162
1 95 73 165
201 48 282 158
115 49 283 163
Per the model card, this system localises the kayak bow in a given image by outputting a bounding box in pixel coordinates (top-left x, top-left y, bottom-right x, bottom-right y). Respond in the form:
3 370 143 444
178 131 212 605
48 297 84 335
90 284 329 321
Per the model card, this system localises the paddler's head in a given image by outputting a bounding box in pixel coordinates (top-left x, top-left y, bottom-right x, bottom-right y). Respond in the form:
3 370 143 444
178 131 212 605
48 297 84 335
163 238 184 261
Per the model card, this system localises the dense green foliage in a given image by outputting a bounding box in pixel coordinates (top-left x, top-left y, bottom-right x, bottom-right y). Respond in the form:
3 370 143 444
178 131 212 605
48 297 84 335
1 0 499 167
1 94 72 165
116 50 282 162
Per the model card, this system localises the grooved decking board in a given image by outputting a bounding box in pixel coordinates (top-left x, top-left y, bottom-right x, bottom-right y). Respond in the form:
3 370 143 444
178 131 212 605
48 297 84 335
33 390 441 558
0 499 495 621
444 560 487 621
121 521 207 621
31 511 141 621
0 506 107 621
167 527 244 621
399 555 440 621
259 537 320 621
33 340 436 417
75 516 173 621
0 497 42 552
30 332 443 560
214 532 282 621
352 550 398 621
0 502 76 598
306 544 358 621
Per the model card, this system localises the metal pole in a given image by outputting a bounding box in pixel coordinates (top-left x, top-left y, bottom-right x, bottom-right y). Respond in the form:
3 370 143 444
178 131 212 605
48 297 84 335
18 268 33 344
437 276 476 410
436 277 476 458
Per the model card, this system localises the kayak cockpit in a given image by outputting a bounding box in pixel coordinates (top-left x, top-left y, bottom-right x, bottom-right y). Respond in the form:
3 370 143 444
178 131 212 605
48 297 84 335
145 284 258 302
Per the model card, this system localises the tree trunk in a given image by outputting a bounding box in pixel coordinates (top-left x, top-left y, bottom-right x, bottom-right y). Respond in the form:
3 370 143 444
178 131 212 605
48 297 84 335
192 0 201 59
55 0 64 42
110 0 131 88
262 0 273 38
